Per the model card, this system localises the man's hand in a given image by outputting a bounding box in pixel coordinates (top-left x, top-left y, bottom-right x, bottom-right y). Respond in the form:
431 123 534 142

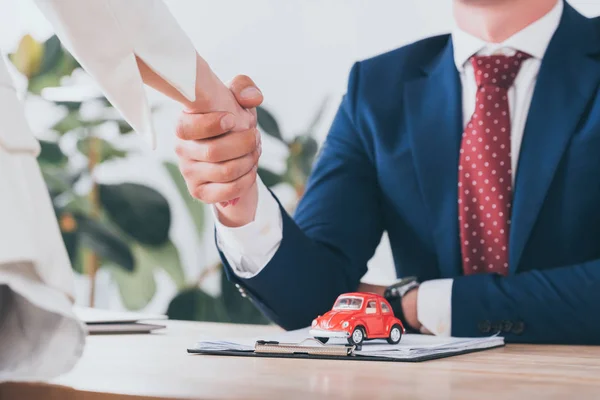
402 288 423 332
175 75 264 227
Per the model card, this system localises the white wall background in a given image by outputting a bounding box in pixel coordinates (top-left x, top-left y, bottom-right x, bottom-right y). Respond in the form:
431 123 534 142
1 0 599 313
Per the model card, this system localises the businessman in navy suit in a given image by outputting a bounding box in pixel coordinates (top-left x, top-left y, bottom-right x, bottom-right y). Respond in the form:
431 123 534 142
174 0 600 344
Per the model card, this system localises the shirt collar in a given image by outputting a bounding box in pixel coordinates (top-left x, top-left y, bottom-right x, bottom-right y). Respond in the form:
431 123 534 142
451 0 564 71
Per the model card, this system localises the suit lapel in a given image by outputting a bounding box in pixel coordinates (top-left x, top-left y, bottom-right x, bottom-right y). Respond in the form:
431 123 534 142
510 4 600 273
404 40 464 277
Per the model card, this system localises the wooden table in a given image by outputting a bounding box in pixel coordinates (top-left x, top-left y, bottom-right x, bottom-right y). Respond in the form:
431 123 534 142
2 320 600 400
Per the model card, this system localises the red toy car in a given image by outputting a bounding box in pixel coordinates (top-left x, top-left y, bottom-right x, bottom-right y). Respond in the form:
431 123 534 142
309 292 405 345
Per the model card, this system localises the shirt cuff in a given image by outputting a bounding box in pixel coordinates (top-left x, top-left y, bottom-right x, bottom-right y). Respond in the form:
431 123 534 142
417 279 453 336
213 177 283 278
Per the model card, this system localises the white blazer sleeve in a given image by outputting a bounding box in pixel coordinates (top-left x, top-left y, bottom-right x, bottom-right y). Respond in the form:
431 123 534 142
33 0 198 149
0 59 84 381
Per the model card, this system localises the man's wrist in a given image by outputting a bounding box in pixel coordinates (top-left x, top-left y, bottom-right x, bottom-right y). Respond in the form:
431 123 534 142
213 176 282 264
401 288 421 330
214 181 259 227
384 277 421 332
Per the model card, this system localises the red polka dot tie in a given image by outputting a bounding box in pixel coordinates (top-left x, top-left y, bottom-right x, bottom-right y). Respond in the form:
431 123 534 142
459 51 530 276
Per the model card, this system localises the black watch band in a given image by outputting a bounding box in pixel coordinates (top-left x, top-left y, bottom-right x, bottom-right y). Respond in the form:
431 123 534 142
384 277 420 333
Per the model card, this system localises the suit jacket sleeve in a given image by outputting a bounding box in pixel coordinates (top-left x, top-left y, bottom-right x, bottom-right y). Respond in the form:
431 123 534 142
452 259 600 344
221 62 385 330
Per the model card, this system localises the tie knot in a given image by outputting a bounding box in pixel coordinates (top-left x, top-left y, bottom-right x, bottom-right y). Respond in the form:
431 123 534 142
471 51 531 88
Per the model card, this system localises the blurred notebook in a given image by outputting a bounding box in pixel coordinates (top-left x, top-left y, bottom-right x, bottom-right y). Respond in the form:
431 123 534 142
74 306 167 334
189 328 504 362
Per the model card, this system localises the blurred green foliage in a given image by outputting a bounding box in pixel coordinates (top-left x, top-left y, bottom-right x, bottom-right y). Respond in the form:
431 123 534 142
11 33 325 325
10 34 183 309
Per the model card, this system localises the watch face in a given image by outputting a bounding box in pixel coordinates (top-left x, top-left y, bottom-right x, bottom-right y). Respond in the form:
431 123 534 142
384 287 398 298
398 281 419 297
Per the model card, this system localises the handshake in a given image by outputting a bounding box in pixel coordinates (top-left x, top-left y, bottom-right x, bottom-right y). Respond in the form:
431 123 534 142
174 75 265 228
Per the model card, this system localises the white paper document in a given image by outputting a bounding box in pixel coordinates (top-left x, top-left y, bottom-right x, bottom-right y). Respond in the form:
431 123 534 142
190 328 504 361
74 306 167 324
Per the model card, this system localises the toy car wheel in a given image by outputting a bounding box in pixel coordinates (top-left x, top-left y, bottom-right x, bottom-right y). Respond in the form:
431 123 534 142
387 324 402 344
315 337 329 344
348 326 365 345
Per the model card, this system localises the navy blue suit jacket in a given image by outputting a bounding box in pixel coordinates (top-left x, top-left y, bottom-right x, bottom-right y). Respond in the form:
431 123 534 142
222 2 600 344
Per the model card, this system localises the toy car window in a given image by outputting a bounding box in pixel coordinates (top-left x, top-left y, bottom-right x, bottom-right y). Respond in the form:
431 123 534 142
381 302 390 313
333 297 363 310
366 300 377 314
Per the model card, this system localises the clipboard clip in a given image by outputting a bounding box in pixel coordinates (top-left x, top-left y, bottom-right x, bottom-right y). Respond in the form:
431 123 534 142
255 338 357 356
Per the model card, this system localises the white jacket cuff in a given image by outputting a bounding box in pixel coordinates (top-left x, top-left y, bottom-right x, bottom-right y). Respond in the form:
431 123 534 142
0 263 86 382
417 279 453 337
213 177 283 278
34 0 197 149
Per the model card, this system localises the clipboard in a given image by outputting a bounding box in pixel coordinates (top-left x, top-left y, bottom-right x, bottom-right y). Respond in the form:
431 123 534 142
187 338 505 363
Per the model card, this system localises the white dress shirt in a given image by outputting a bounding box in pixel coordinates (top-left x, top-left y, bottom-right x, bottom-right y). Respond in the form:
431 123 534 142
0 0 197 381
215 0 563 336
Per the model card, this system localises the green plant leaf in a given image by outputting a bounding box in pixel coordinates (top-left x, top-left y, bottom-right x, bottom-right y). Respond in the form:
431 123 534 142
257 167 283 188
137 241 185 289
56 101 82 112
99 183 171 246
108 265 156 310
28 73 61 95
106 244 157 310
287 136 319 188
61 230 81 271
41 165 72 193
256 106 284 142
9 34 43 78
117 119 133 134
71 246 86 275
283 157 306 196
62 192 93 215
37 35 63 77
164 162 205 235
77 215 135 271
38 140 67 166
53 207 84 273
166 288 228 322
220 269 270 324
296 136 319 177
77 137 127 163
57 52 80 77
52 111 81 135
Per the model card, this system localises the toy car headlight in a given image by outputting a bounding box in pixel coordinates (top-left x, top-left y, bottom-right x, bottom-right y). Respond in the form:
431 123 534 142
342 321 349 328
312 319 317 327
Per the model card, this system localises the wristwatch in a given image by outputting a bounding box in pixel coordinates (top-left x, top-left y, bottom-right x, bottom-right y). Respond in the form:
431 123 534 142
383 276 420 333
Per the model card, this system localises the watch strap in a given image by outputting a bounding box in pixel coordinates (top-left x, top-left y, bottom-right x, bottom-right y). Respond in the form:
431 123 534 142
384 277 421 333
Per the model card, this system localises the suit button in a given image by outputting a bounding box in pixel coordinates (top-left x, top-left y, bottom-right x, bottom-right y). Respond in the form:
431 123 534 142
478 320 491 333
512 321 525 335
234 283 247 297
502 320 513 333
